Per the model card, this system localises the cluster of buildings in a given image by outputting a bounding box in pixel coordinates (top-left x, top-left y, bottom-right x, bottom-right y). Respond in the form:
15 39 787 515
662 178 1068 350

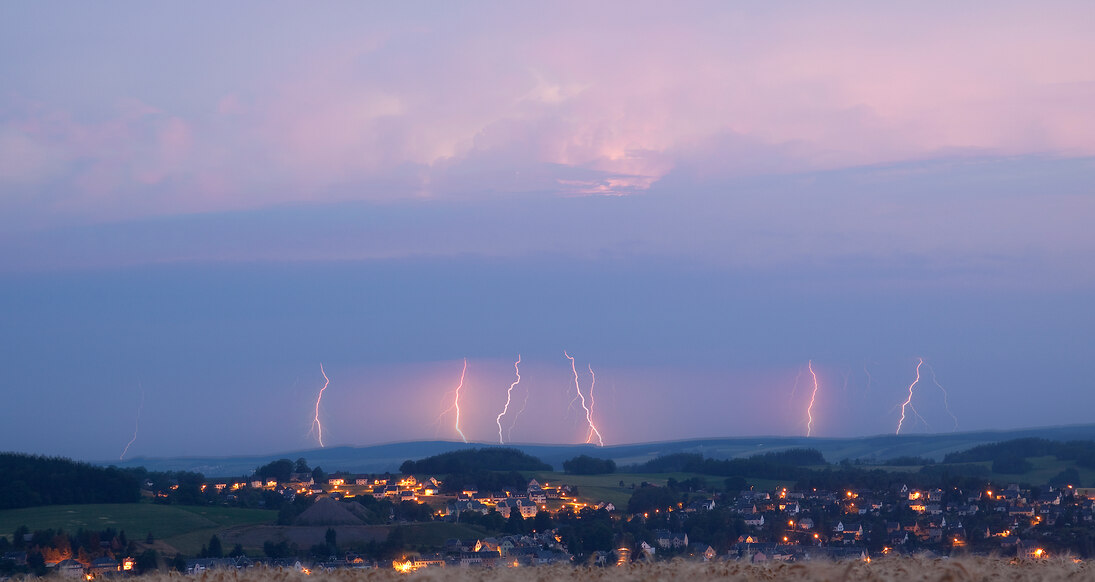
641 482 1095 562
443 479 610 519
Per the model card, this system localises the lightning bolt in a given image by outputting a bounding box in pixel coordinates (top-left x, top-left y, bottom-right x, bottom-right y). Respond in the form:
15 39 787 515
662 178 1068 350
585 364 603 446
863 363 873 394
438 359 469 443
311 363 330 448
496 354 521 444
120 383 144 460
508 377 531 442
896 358 923 435
925 362 959 431
565 351 604 446
790 366 804 398
805 360 820 437
841 370 850 393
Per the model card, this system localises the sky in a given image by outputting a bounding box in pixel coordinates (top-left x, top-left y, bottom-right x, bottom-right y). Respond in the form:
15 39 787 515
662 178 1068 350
1 2 1094 461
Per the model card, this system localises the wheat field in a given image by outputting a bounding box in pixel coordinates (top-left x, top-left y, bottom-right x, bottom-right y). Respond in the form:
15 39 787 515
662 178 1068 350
62 557 1095 582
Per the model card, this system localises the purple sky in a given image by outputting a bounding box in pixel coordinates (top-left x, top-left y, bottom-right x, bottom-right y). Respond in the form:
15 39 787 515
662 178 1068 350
1 2 1094 460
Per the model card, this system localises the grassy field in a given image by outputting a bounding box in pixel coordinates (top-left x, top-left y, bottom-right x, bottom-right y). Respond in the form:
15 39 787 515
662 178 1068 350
861 456 1095 486
0 503 276 552
219 521 489 555
70 556 1094 581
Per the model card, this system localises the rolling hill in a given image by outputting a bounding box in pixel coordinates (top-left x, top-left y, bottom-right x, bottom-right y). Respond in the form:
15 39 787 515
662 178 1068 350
100 423 1095 477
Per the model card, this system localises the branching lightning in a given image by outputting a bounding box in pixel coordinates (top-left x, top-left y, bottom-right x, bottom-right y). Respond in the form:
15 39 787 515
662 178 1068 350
496 354 521 444
310 363 330 448
438 359 469 443
585 364 603 446
565 351 604 446
120 383 144 460
790 366 804 398
508 377 532 442
896 358 924 435
805 360 820 437
925 362 959 431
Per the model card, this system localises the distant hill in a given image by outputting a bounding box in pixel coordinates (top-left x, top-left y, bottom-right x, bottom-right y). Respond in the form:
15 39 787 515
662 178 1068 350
101 424 1095 477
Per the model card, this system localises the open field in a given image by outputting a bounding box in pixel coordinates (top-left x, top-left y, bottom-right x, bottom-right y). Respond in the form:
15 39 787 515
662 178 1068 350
219 522 488 555
38 556 1095 581
0 504 276 552
532 471 789 509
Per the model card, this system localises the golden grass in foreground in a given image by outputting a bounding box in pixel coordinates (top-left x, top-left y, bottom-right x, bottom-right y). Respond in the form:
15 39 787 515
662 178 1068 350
46 556 1095 582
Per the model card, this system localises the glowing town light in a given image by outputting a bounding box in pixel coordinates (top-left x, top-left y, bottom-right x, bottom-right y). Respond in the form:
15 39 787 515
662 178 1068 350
438 359 469 443
564 351 604 446
805 360 820 437
311 363 330 447
496 354 521 444
896 358 924 435
925 362 959 431
119 383 144 460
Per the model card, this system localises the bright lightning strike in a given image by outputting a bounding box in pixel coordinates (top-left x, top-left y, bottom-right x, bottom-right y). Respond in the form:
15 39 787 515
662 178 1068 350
438 359 469 443
311 363 330 448
863 363 873 394
896 358 923 435
496 354 521 444
585 364 603 446
805 360 820 437
119 383 144 460
565 351 604 446
925 362 959 431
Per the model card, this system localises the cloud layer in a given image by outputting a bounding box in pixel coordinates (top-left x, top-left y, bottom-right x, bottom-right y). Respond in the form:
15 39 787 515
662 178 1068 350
2 2 1094 225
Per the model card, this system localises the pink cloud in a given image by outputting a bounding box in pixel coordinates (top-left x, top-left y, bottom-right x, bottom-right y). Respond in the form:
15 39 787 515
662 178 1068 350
1 2 1093 222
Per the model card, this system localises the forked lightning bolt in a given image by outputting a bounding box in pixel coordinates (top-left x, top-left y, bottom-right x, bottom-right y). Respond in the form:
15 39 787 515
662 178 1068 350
120 383 144 460
496 355 521 444
805 360 820 437
565 351 604 446
925 362 959 431
311 363 330 447
896 358 925 435
585 364 602 446
438 359 469 443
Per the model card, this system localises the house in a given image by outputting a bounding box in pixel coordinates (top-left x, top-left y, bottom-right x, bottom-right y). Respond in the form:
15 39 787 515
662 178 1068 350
412 553 445 568
689 543 717 561
744 513 765 527
688 499 716 512
53 559 84 578
89 557 120 575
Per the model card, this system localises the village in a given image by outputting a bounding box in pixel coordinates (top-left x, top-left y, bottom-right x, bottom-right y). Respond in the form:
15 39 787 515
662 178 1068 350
8 462 1095 577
